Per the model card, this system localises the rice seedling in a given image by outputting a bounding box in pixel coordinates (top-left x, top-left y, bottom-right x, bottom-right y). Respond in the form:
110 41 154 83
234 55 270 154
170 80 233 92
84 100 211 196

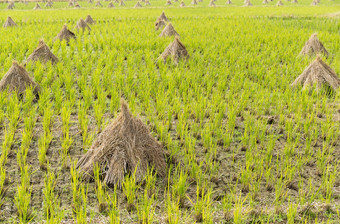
0 2 339 223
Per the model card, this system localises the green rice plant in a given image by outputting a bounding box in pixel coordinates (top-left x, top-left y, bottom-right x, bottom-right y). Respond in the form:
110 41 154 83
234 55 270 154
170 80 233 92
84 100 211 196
0 127 15 167
0 166 7 209
93 163 107 213
165 189 181 224
14 165 33 224
38 89 51 115
192 184 213 223
137 190 155 224
93 99 105 131
107 186 120 224
233 193 248 224
71 161 88 224
6 94 21 131
122 168 140 212
144 167 157 198
321 164 337 203
43 166 64 223
286 200 298 224
171 166 189 207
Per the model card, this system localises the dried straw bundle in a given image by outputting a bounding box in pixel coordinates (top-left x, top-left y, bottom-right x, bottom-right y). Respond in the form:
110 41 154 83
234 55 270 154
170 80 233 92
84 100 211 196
291 56 340 91
0 62 40 95
76 100 167 187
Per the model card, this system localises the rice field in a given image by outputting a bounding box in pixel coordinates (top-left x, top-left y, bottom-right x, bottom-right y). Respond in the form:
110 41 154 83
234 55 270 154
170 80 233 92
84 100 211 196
0 0 340 223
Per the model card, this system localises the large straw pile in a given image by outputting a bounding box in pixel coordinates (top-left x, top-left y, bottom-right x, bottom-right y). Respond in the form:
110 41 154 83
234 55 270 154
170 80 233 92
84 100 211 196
291 56 340 91
76 100 167 187
0 62 40 95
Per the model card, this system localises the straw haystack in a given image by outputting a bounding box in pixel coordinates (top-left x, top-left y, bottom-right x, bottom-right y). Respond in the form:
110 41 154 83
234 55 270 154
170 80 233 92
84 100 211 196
263 0 268 3
244 0 252 6
299 33 328 57
209 0 216 6
26 40 59 64
159 12 169 21
276 0 283 5
155 19 166 31
3 17 17 27
88 0 93 3
292 0 297 3
180 1 186 6
68 1 74 6
192 0 197 4
291 56 340 91
0 62 40 95
166 0 172 5
96 1 103 6
311 0 317 5
54 24 76 43
145 0 151 5
75 19 91 32
113 0 119 3
33 3 41 9
75 3 81 7
76 100 167 187
134 1 142 7
7 2 14 9
108 2 114 7
45 1 53 7
226 0 232 4
85 15 96 24
119 0 125 6
159 23 179 37
158 37 189 64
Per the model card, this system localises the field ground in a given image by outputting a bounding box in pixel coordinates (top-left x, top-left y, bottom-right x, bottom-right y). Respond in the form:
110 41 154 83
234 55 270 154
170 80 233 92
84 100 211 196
0 0 340 223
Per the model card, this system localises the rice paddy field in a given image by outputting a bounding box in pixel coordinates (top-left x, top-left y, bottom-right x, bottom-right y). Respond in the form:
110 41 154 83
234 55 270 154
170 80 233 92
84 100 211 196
0 0 340 223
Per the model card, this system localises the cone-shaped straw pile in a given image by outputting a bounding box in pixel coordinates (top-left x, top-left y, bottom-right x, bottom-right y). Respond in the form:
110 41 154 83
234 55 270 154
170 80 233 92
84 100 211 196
96 1 103 6
244 0 252 6
7 2 14 9
263 0 268 4
134 1 142 7
45 1 53 7
166 0 172 5
155 18 166 31
26 40 59 64
158 36 189 64
299 33 328 57
108 2 114 7
293 0 298 3
311 0 318 5
0 62 40 95
209 0 216 6
291 56 340 91
85 15 96 24
159 23 179 37
192 0 197 4
75 3 81 8
276 0 283 5
88 0 93 3
3 16 17 27
33 3 41 9
180 1 186 7
75 19 91 32
54 24 76 43
226 0 232 4
145 0 151 5
76 100 167 187
159 12 169 21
